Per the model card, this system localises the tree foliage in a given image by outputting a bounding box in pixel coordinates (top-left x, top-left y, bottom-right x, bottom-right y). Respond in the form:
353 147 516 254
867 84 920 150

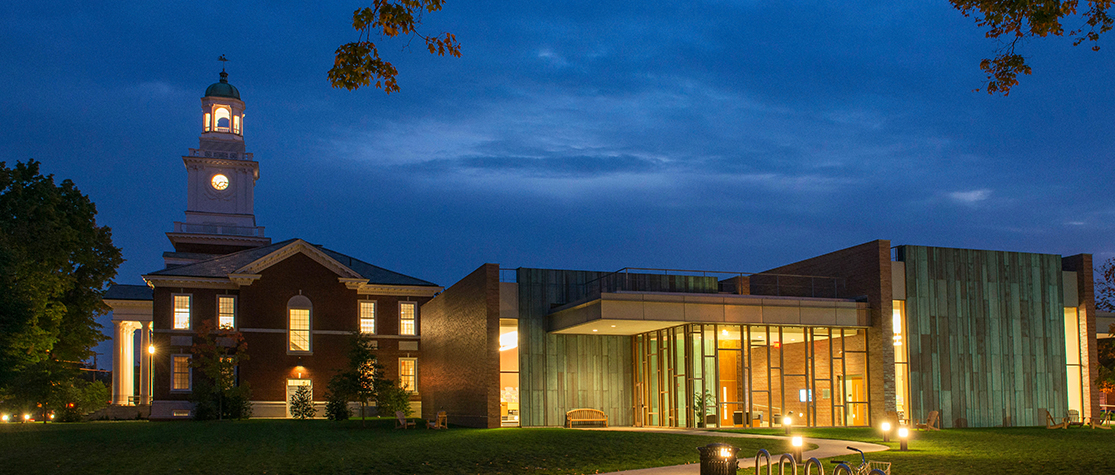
329 1 461 93
1097 258 1115 392
189 319 252 420
0 159 122 401
325 333 381 424
952 1 1113 95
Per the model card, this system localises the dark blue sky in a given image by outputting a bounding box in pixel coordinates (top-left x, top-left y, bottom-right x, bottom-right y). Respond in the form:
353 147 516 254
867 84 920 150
2 2 1112 365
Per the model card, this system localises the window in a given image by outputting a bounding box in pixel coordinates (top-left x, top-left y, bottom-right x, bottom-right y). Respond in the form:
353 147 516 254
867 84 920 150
399 358 417 393
218 295 236 329
172 355 191 391
399 301 417 336
214 107 231 132
173 294 191 330
203 112 211 132
232 115 240 135
288 295 312 353
360 301 376 334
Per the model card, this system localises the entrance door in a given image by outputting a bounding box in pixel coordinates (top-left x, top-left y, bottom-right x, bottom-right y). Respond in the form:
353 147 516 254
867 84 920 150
286 378 311 418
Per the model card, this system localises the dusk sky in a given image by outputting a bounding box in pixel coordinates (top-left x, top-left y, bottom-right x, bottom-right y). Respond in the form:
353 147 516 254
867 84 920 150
2 2 1112 366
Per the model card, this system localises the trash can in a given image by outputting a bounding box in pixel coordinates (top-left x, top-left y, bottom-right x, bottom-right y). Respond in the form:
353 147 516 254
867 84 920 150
697 443 739 475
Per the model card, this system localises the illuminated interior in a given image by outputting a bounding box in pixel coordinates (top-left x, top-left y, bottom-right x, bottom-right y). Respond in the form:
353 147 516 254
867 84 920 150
634 323 869 428
1065 307 1084 419
203 112 211 132
500 318 519 426
214 107 231 132
893 300 910 420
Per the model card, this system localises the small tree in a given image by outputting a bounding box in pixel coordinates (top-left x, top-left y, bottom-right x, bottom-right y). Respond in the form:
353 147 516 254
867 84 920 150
290 385 316 420
324 375 352 421
325 333 381 425
189 319 252 420
375 377 412 417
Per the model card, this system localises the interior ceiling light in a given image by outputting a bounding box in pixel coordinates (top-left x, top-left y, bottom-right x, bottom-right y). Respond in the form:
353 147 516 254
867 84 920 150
499 331 518 351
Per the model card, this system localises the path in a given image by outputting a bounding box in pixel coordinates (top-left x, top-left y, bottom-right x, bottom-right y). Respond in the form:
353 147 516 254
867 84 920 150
588 427 888 474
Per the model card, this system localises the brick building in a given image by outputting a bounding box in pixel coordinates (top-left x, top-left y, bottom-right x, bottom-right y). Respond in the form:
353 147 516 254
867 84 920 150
104 71 439 419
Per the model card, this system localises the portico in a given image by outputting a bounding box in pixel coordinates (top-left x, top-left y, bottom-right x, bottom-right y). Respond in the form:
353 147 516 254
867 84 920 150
105 285 154 406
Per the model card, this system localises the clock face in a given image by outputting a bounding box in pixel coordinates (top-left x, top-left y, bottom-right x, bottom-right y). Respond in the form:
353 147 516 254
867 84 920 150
211 174 229 191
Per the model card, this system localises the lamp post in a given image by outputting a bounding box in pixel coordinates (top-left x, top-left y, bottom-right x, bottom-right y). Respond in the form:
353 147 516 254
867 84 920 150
792 436 804 463
898 427 909 451
783 415 792 435
881 421 891 442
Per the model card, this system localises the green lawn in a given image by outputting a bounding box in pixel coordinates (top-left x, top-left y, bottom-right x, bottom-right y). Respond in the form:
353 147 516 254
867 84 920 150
0 418 792 475
725 427 1115 474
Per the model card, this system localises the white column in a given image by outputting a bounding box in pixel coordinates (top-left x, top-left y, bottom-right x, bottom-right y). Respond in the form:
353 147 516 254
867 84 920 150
139 321 152 405
112 321 139 405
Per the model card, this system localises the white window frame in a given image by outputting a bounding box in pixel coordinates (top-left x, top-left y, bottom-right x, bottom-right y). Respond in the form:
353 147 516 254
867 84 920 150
288 295 313 354
217 295 236 329
359 300 377 334
172 294 192 330
399 301 417 336
399 357 417 393
171 354 192 392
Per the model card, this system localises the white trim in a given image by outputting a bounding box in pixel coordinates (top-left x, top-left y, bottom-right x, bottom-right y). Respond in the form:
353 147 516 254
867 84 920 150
399 357 417 394
356 283 441 297
287 295 313 354
172 293 192 330
217 294 237 329
360 300 377 335
144 275 239 290
235 239 362 279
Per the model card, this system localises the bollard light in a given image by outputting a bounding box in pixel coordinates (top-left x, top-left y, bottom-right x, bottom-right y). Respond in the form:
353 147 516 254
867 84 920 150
881 421 892 442
783 416 792 435
898 427 909 451
1 414 7 422
792 436 804 462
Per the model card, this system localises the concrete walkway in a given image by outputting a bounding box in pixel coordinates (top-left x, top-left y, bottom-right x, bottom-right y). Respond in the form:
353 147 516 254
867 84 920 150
587 427 889 474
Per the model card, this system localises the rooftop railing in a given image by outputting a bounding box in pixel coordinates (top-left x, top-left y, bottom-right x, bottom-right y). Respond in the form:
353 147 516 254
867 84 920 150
173 222 265 237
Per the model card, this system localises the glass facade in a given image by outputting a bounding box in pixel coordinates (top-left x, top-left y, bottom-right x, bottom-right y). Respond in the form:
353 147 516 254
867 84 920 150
633 323 870 428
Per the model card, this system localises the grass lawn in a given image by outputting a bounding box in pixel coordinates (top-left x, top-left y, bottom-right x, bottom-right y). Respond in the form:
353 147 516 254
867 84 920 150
725 427 1115 474
0 418 795 475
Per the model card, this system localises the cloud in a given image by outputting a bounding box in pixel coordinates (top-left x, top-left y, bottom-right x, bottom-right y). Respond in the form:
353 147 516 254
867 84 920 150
947 189 992 204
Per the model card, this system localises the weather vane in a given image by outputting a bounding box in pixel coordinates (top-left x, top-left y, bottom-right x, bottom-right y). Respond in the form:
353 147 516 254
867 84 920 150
218 54 228 72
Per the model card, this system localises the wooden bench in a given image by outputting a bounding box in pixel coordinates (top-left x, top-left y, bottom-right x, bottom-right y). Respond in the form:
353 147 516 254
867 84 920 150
566 408 608 428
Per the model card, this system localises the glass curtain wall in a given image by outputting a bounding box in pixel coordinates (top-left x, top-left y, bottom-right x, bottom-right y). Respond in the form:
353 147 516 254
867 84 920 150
634 323 870 428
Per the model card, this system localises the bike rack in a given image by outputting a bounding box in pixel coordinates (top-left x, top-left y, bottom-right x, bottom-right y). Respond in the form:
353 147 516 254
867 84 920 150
777 453 798 475
831 463 854 475
803 457 825 475
754 448 772 475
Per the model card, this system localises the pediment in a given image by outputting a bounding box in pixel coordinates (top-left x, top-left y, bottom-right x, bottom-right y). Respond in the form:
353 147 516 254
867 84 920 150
231 239 363 285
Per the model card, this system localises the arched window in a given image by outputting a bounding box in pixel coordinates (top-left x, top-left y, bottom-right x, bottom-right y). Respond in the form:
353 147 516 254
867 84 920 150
288 295 312 353
214 107 231 132
203 112 211 132
232 115 240 135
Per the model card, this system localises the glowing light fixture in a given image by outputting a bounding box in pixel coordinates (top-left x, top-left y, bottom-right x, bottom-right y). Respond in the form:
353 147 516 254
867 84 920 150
148 344 156 355
1 414 8 422
881 421 891 442
792 436 804 462
783 416 792 435
898 427 909 451
23 414 31 421
719 447 731 458
211 174 229 190
499 331 518 351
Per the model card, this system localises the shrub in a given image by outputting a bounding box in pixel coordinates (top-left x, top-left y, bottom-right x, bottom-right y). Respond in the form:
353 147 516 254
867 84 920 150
375 379 412 417
324 390 351 421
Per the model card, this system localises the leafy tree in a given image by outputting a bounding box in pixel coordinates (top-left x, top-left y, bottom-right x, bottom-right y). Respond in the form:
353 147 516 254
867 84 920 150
189 319 252 420
289 385 316 420
0 159 122 412
329 1 461 93
952 1 1113 95
325 333 380 425
53 379 109 422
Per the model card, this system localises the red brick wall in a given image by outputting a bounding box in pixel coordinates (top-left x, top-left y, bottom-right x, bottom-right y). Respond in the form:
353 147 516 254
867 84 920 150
419 264 500 428
750 240 893 425
151 251 431 407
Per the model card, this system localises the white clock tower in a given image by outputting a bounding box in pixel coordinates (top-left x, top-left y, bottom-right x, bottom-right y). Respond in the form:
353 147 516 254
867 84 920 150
166 68 271 258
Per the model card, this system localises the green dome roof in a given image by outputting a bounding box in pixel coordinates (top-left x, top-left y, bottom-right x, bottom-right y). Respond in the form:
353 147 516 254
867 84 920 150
204 71 241 100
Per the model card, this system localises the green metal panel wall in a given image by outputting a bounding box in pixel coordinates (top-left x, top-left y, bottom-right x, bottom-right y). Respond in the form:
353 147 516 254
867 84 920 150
517 268 631 427
897 246 1066 428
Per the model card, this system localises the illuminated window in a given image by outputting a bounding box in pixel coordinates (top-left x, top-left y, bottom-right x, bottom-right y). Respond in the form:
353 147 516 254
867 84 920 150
233 115 240 135
172 355 191 391
288 295 312 353
204 112 211 132
214 107 231 132
399 301 417 336
399 358 417 393
173 294 191 330
218 295 236 329
360 300 376 334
